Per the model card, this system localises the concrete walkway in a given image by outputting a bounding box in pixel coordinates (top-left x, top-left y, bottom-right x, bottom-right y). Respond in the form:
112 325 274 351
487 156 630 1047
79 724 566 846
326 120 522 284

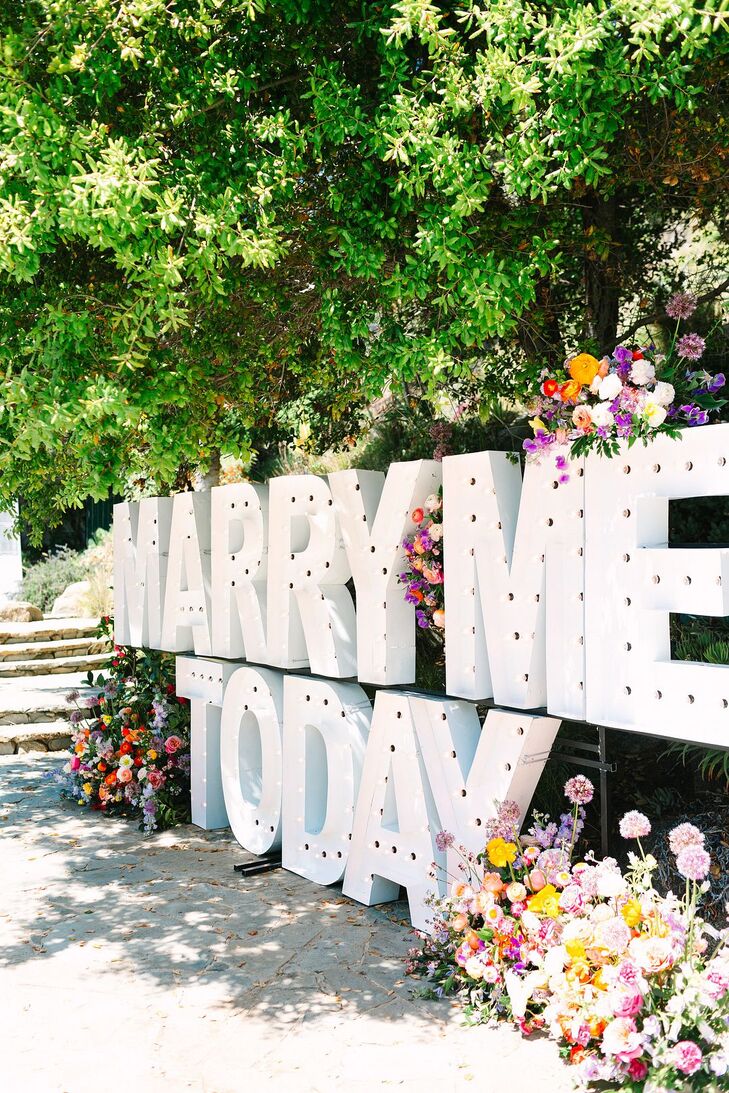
0 755 571 1093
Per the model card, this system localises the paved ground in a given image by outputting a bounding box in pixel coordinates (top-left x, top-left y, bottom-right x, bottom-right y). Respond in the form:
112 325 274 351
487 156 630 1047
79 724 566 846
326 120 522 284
0 670 92 715
0 755 570 1093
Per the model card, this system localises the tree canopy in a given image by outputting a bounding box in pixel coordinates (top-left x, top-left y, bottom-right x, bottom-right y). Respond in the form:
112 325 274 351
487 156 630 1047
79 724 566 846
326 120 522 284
0 0 726 534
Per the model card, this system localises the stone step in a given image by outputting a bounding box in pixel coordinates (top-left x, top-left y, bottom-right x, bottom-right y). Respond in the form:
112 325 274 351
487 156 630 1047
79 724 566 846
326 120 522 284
0 617 102 645
0 671 99 726
0 652 109 679
0 720 73 755
0 635 110 663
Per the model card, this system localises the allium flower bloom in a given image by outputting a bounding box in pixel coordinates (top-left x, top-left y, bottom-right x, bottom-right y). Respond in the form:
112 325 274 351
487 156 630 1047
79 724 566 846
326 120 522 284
676 844 711 882
564 775 594 805
672 1040 703 1076
435 830 454 852
668 822 705 854
666 291 697 320
619 811 651 839
677 332 706 360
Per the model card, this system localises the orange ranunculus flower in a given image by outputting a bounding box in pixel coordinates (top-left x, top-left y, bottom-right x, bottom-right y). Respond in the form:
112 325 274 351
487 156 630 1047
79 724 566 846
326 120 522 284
560 379 582 403
465 930 482 951
105 771 117 785
569 956 591 982
451 912 468 932
541 378 559 398
568 353 601 385
481 872 505 896
119 741 133 755
587 1016 607 1038
97 761 107 772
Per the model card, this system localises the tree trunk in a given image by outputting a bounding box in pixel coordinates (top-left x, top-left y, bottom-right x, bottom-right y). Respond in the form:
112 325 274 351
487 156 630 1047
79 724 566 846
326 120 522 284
192 450 221 492
583 190 620 354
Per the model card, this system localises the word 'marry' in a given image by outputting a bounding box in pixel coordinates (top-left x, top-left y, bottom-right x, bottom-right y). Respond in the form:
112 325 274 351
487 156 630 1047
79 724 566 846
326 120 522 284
113 426 729 925
115 425 729 746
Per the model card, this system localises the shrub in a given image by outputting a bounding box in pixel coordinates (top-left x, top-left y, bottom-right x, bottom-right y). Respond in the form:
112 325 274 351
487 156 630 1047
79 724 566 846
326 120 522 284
20 545 86 612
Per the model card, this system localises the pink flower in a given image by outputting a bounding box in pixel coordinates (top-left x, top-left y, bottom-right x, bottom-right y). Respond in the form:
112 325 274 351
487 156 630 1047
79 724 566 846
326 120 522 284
676 844 711 881
164 735 182 755
564 775 594 804
558 884 585 915
672 1041 703 1075
668 823 704 854
619 811 651 839
627 1059 648 1081
147 770 165 790
601 1017 644 1063
611 988 643 1018
70 756 81 771
677 333 705 361
666 291 697 320
117 768 132 784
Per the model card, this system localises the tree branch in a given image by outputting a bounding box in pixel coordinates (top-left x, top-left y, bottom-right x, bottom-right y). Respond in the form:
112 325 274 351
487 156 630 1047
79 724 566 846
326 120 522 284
611 276 729 351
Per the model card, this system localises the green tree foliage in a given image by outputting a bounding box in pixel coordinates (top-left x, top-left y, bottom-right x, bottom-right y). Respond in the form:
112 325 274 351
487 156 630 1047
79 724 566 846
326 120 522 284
0 1 726 534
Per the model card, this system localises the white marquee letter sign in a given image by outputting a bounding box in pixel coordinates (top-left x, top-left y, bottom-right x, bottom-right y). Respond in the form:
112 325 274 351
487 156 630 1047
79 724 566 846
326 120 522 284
585 425 729 746
220 665 284 855
443 451 586 717
115 424 729 928
210 481 268 663
329 461 441 685
282 675 372 884
266 474 357 677
160 492 213 655
113 497 172 648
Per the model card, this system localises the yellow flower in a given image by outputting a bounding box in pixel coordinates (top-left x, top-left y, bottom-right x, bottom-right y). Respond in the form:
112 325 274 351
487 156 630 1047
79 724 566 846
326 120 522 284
486 837 518 869
529 416 547 435
568 353 601 385
565 938 586 959
621 899 643 928
82 782 92 795
527 884 560 918
147 749 157 761
101 714 112 726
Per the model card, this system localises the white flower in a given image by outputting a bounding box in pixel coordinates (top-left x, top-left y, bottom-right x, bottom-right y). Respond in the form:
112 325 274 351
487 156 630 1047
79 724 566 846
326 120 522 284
652 381 675 406
138 767 147 781
464 956 485 980
428 523 443 541
595 869 627 899
598 373 622 401
643 400 667 429
118 754 133 770
424 494 441 513
631 359 656 385
590 403 615 429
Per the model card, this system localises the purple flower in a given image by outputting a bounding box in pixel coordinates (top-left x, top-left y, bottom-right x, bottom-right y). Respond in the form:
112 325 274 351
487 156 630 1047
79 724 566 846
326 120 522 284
69 709 83 725
415 611 429 629
709 372 726 392
677 333 706 360
666 292 697 320
555 454 568 470
434 830 454 852
676 844 711 881
613 346 633 366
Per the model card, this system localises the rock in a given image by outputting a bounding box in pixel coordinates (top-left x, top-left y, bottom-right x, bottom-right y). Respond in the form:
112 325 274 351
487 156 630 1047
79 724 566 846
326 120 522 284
0 741 14 755
0 601 42 623
49 736 71 751
50 581 92 619
16 740 48 753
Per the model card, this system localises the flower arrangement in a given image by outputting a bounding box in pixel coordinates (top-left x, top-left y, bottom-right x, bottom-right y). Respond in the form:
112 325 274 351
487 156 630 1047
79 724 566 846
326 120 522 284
523 293 725 481
397 489 445 633
408 778 729 1091
54 617 192 833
